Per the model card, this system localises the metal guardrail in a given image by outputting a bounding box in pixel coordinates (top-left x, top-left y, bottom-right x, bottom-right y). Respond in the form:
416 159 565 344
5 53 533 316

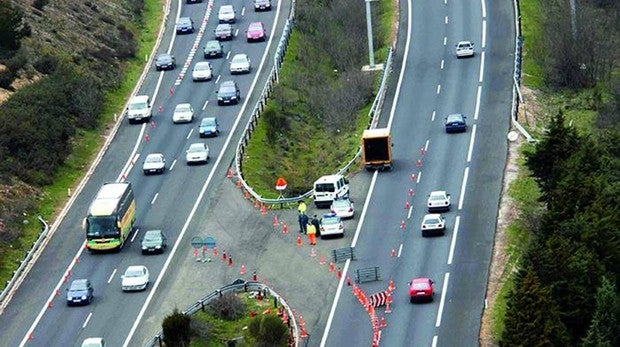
0 217 48 305
145 281 299 347
510 0 535 143
233 31 395 205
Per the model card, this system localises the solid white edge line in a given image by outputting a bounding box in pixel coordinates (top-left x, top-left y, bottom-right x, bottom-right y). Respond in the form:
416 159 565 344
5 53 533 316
107 269 118 284
458 167 469 210
479 51 485 82
474 85 482 120
386 0 413 131
432 335 439 347
20 244 86 346
481 0 487 18
122 0 284 344
351 171 378 248
151 193 159 205
467 124 476 162
82 312 93 329
447 216 460 264
397 243 403 257
416 171 422 184
435 272 450 327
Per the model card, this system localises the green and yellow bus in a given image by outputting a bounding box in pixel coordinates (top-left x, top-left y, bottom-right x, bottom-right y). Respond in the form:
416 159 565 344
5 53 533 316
83 182 136 251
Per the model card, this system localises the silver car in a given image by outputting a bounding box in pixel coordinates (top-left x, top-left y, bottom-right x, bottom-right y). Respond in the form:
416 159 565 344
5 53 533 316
192 62 213 81
229 53 251 74
456 41 474 58
142 153 166 175
186 143 209 164
121 265 149 291
320 213 345 238
330 198 354 219
421 214 446 237
172 103 194 123
427 190 451 212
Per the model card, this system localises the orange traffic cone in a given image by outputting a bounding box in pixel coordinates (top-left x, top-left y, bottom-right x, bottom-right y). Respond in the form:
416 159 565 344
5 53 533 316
336 268 342 279
296 235 303 247
236 180 242 189
416 159 422 167
380 316 387 328
254 199 260 208
346 275 351 286
240 264 246 275
319 255 326 265
310 247 317 257
400 220 406 229
260 204 267 215
420 147 426 155
282 223 289 234
408 188 414 196
411 173 416 181
273 215 279 227
226 168 233 178
328 262 335 272
405 200 410 209
391 249 396 257
244 190 250 200
388 277 395 292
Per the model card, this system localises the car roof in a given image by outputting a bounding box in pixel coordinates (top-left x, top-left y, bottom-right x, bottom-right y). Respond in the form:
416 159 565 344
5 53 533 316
126 265 145 271
221 80 236 87
178 17 191 22
430 190 447 196
322 213 339 218
457 41 472 45
145 153 163 159
201 117 217 123
71 279 89 286
175 103 191 109
423 213 443 220
195 62 211 67
131 95 149 103
447 113 464 119
249 22 263 28
217 23 232 29
220 4 234 10
189 142 206 148
145 229 163 236
232 53 248 59
411 277 431 284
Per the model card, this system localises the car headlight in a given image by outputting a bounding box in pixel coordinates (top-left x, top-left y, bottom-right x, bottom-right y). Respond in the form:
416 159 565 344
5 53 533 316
218 96 223 100
142 246 147 250
231 96 237 99
82 295 87 300
155 245 161 249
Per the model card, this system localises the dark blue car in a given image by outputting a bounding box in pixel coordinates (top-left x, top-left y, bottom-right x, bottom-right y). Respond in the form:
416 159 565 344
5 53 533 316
199 117 220 137
67 279 94 306
445 113 467 133
176 17 195 34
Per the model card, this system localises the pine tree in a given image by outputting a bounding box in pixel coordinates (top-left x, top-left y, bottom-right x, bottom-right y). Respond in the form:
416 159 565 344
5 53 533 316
0 2 25 52
501 266 569 346
582 277 619 347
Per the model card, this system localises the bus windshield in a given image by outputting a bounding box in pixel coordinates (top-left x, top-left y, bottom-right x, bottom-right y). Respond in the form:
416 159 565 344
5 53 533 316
87 216 119 239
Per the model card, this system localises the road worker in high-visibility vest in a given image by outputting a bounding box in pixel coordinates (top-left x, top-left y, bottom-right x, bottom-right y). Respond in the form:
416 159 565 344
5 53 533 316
306 221 317 246
298 201 307 215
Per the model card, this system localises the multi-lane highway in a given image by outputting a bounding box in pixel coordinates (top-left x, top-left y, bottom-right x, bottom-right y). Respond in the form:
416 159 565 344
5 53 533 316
0 0 288 346
321 0 513 346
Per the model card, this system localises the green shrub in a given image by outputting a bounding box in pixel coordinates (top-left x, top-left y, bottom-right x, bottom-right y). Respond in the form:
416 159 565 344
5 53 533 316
162 309 192 347
247 314 289 347
209 293 246 320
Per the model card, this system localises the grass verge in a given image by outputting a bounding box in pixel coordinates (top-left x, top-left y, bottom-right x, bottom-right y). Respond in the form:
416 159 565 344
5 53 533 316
519 0 543 88
0 0 164 289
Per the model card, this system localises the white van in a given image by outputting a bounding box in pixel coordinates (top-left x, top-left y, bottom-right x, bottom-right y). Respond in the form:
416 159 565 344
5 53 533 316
126 95 152 124
313 174 349 208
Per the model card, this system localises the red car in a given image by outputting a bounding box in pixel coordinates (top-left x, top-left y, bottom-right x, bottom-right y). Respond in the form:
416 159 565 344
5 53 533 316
409 277 434 303
246 22 266 42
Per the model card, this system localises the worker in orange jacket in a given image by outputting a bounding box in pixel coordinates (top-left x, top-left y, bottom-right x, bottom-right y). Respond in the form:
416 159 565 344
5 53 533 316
306 221 317 246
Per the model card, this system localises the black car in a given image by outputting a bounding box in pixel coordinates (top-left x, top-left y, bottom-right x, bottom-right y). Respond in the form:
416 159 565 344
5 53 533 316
253 0 272 11
214 24 234 41
216 80 241 105
141 230 168 254
444 113 467 133
155 53 176 71
204 40 224 58
186 0 202 3
176 17 195 34
66 279 94 306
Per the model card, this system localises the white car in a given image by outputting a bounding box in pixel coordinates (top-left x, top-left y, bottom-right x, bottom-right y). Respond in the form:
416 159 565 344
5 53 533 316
319 213 345 238
142 153 166 175
421 214 446 237
427 190 451 212
121 265 149 291
192 62 213 81
456 41 474 58
229 53 251 74
330 197 354 219
186 143 209 164
218 5 236 23
172 103 194 123
81 338 105 347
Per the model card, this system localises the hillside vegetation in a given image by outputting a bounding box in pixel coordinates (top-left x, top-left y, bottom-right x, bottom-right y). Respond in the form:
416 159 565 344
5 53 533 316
494 0 619 345
0 0 159 282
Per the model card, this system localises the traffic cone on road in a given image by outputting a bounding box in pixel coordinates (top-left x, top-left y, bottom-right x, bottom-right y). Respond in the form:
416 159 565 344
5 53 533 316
228 257 233 267
260 204 267 215
411 173 416 181
328 262 335 272
222 251 227 261
409 188 414 197
296 235 303 247
400 220 406 229
254 199 260 208
420 147 426 155
310 247 317 257
240 264 246 275
391 249 396 257
273 215 279 227
282 223 289 234
226 168 233 178
244 190 250 200
388 277 396 292
346 275 351 286
319 255 326 265
405 200 410 209
337 268 342 279
380 316 387 328
416 159 422 167
236 180 242 189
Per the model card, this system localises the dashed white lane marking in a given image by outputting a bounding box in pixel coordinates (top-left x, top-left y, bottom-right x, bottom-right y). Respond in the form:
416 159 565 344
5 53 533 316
431 110 436 121
440 59 444 69
130 228 140 243
151 193 159 205
397 244 403 257
82 313 93 329
215 75 221 83
226 51 231 59
175 0 215 86
447 216 460 264
234 28 239 37
186 128 194 139
241 7 245 16
443 37 447 45
435 272 450 327
432 335 439 347
479 51 485 82
481 0 486 18
445 16 448 24
458 167 469 210
107 269 117 284
407 206 413 219
170 159 177 171
416 171 422 184
202 99 209 110
467 124 476 163
436 85 441 94
425 139 430 152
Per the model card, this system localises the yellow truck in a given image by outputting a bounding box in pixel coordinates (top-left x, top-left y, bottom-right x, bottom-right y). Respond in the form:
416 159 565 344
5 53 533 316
361 128 392 171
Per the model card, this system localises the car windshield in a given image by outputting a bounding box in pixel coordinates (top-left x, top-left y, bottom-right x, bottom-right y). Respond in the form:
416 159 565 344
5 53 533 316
176 105 191 113
206 41 220 49
332 200 350 208
70 281 88 291
232 55 247 64
216 25 230 32
220 86 235 94
144 232 161 242
195 63 210 71
202 118 216 126
412 283 428 290
188 145 204 153
125 269 143 277
128 102 147 110
447 115 462 122
315 183 335 193
145 155 161 163
425 217 441 224
157 55 171 62
178 18 191 25
322 217 340 225
86 216 118 238
249 23 262 31
430 194 445 201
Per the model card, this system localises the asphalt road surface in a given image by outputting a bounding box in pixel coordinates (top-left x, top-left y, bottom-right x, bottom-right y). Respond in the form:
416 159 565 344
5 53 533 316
0 0 290 345
320 0 514 346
